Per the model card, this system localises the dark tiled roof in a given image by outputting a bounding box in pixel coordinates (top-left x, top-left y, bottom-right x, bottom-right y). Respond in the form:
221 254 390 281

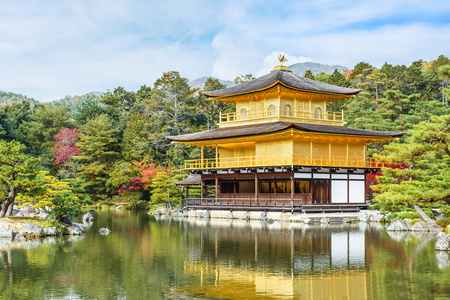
167 122 405 142
203 69 361 98
175 174 201 185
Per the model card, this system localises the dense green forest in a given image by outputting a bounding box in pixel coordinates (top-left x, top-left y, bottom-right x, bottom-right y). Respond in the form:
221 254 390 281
0 90 38 106
0 56 449 220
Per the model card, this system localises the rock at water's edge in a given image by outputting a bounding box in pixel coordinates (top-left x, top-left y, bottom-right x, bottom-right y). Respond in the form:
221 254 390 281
0 226 15 238
387 219 411 231
358 212 369 222
154 208 169 216
99 227 111 235
18 223 44 237
43 227 58 236
172 211 183 218
67 223 86 235
82 213 94 223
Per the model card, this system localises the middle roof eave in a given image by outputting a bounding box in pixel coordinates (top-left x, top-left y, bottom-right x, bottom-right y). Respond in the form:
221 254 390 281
166 122 405 142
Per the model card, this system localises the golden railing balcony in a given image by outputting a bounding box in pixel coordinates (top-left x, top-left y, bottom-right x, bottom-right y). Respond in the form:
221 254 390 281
219 107 344 127
184 155 384 170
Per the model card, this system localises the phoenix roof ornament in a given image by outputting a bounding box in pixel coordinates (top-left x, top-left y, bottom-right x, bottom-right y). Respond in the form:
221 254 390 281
273 54 290 71
278 54 288 65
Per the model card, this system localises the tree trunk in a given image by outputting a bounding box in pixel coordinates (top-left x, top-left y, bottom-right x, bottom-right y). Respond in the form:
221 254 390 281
0 199 14 218
0 188 15 218
5 203 14 216
414 204 434 223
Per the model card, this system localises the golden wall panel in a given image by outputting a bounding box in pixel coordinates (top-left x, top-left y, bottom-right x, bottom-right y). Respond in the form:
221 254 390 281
348 144 364 159
312 141 328 156
294 141 311 156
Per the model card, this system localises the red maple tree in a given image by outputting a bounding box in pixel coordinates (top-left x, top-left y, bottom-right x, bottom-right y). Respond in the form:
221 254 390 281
53 128 82 166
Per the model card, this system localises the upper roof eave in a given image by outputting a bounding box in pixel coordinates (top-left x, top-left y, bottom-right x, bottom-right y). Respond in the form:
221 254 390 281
202 69 361 99
203 81 361 102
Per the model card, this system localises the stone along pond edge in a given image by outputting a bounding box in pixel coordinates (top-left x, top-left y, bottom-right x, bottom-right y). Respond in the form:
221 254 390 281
0 212 112 247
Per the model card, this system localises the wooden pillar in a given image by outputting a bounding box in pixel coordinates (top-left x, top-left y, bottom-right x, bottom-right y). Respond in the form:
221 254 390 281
215 145 219 167
309 96 312 116
291 176 294 202
215 175 219 201
201 181 204 201
255 173 259 203
233 179 237 194
278 93 281 119
363 144 366 167
201 145 204 168
294 97 297 117
346 144 349 167
180 185 184 207
329 142 331 165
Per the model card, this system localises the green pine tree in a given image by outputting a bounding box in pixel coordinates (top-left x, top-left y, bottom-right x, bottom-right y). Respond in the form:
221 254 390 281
372 115 450 209
0 140 40 217
73 114 121 199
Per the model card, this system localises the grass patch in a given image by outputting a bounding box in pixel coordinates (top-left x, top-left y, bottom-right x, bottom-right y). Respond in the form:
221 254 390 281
387 212 421 221
3 216 66 230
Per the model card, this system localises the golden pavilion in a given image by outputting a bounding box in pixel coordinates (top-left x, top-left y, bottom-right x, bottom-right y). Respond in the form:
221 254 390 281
168 63 404 212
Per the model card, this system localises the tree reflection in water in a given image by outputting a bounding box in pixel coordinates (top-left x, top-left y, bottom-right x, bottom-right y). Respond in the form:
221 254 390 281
0 211 448 299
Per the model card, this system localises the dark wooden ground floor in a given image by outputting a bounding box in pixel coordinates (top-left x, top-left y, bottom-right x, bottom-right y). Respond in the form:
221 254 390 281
185 198 366 212
178 167 374 213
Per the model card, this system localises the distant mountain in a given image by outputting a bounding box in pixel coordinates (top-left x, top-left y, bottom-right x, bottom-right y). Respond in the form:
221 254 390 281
189 62 349 91
288 62 348 76
0 90 38 106
189 76 235 90
49 92 103 112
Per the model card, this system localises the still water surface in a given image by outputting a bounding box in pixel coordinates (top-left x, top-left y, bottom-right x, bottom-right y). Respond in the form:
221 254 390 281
0 211 449 299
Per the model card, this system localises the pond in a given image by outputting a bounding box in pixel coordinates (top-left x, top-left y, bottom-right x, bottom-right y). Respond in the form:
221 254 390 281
0 211 449 299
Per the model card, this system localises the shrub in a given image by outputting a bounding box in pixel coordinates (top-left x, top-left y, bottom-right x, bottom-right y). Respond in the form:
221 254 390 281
386 212 421 220
410 218 421 226
436 217 450 230
439 205 450 217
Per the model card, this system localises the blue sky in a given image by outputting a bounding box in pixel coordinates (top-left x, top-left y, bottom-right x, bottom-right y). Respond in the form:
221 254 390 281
1 0 450 101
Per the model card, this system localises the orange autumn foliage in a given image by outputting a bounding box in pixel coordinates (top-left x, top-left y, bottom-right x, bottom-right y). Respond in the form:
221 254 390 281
133 161 172 190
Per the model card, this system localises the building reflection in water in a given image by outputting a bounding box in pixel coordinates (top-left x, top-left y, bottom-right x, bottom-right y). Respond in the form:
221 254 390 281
176 218 372 299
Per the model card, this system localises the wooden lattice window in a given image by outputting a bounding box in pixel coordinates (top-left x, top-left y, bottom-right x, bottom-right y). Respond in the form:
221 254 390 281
283 104 292 116
268 104 276 117
314 107 322 119
241 108 248 120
